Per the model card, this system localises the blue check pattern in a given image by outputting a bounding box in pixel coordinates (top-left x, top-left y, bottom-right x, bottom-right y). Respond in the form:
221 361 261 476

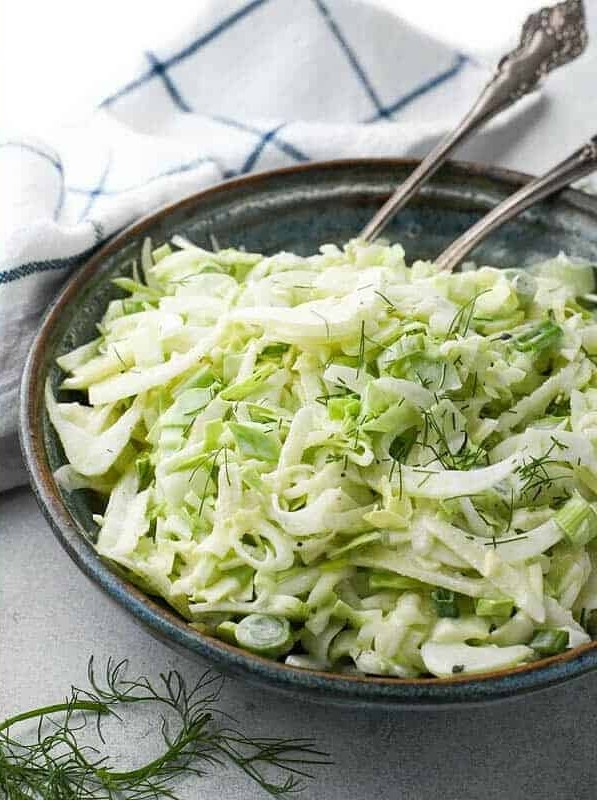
37 0 469 233
86 0 466 197
1 0 491 485
1 0 473 277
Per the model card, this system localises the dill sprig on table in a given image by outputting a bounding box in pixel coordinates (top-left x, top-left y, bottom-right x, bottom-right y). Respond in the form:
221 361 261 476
0 657 329 799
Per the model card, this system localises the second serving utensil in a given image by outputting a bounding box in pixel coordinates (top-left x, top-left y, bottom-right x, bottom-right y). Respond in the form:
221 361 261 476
360 0 587 243
435 135 597 272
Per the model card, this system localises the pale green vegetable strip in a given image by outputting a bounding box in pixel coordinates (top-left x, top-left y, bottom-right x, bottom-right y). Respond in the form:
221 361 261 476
88 327 223 405
496 363 587 434
421 642 533 677
387 455 519 499
353 547 496 598
46 383 143 476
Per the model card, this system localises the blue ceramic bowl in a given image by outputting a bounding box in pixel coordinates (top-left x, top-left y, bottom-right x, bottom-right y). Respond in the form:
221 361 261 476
20 159 597 707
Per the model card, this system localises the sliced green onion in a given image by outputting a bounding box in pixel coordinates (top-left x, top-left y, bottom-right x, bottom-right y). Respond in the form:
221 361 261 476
431 589 459 618
513 319 562 353
555 493 597 548
235 614 293 658
475 597 514 618
529 628 569 655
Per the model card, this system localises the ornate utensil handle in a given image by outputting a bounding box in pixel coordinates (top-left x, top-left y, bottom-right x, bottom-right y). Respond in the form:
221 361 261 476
360 0 587 243
435 135 597 272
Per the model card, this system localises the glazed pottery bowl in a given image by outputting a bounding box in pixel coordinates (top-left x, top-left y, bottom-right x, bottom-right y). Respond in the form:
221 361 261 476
20 159 597 707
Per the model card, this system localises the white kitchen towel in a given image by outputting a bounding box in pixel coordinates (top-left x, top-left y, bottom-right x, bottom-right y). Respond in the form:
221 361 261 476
0 0 540 491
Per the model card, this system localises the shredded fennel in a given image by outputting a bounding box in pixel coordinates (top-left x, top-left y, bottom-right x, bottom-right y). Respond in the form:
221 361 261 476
48 239 597 678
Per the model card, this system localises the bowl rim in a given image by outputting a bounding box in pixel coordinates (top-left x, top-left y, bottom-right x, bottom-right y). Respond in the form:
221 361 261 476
19 156 597 706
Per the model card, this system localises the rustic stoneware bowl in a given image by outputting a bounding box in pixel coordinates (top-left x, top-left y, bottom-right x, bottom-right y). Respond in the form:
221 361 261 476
19 159 597 707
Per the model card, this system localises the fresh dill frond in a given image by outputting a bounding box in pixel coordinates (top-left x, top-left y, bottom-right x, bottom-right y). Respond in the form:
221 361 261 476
0 658 330 799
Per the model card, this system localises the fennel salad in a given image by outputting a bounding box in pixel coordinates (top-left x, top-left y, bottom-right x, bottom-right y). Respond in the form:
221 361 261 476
47 237 597 679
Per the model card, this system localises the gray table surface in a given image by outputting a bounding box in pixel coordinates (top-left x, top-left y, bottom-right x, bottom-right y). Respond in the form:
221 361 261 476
3 14 597 797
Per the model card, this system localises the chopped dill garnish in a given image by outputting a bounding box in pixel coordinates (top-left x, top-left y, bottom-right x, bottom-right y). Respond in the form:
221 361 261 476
484 534 529 546
505 488 514 533
112 346 128 371
356 320 366 378
188 452 212 484
446 290 491 339
199 447 224 516
311 310 330 340
373 290 398 310
223 445 231 486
